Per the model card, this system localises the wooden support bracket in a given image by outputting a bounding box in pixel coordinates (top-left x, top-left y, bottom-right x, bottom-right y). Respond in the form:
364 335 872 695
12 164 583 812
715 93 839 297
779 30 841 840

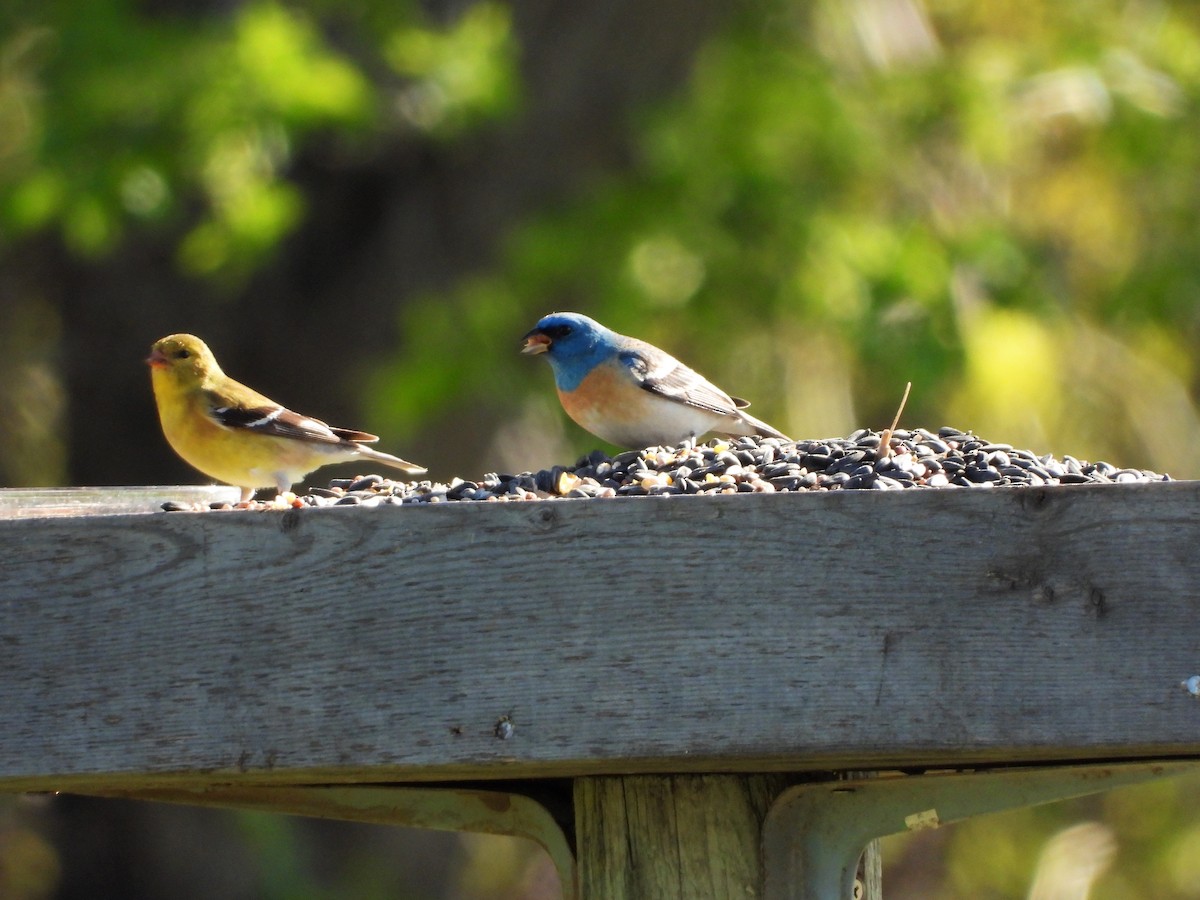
93 784 579 899
78 764 1200 900
762 761 1200 900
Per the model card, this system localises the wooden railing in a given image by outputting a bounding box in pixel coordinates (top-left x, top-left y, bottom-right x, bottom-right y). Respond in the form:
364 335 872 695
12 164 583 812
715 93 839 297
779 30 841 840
2 482 1199 898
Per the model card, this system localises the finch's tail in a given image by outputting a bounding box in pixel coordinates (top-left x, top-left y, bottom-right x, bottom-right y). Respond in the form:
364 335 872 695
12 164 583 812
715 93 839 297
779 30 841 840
329 426 428 475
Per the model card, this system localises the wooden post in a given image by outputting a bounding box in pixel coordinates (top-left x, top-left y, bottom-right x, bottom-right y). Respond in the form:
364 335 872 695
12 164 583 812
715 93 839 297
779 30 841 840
576 774 793 899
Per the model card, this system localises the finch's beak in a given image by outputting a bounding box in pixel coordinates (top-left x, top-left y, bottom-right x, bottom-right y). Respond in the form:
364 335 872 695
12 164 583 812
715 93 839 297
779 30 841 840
146 348 169 369
521 332 551 355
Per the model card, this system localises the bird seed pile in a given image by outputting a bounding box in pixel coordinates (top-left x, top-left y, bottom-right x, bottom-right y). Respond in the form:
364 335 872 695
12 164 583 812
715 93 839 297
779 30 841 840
162 426 1171 511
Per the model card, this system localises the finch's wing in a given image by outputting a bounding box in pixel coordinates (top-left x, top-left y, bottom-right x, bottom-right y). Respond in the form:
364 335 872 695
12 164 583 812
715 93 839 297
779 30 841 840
204 391 361 446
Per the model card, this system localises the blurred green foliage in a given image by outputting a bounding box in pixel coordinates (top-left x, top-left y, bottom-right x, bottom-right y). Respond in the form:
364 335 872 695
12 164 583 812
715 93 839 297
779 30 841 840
0 798 59 900
0 0 516 276
3 0 1200 897
376 0 1200 478
882 774 1200 899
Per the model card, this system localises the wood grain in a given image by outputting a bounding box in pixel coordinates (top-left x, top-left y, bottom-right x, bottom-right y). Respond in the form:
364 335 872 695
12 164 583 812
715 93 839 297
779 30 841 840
574 774 790 899
2 482 1200 789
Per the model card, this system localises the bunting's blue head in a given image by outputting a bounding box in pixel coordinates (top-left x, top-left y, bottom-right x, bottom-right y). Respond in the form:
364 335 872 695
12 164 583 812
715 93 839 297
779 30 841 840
521 312 619 392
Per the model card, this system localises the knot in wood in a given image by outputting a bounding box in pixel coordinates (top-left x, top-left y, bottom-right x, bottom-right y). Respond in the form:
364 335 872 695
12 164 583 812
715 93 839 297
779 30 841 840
280 508 302 533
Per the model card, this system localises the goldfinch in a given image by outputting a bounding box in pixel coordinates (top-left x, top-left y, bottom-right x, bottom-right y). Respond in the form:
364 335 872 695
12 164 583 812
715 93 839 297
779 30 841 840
147 333 426 502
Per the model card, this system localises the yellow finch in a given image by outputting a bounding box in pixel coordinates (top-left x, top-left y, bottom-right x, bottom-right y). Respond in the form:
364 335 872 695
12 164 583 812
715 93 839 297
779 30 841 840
147 333 426 502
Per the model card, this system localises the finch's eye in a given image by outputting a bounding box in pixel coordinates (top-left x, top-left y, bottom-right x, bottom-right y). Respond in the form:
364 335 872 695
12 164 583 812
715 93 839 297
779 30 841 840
174 349 190 359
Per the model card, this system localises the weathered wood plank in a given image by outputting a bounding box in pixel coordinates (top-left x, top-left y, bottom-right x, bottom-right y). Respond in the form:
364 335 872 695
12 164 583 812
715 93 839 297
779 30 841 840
0 486 238 518
2 483 1200 789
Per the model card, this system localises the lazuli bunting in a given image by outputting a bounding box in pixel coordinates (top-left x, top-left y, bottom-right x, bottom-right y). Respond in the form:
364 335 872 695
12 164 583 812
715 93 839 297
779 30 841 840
521 312 789 448
148 333 426 502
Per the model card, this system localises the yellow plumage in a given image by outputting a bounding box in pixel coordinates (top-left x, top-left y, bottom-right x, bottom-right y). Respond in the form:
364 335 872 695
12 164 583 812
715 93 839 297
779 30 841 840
147 334 425 502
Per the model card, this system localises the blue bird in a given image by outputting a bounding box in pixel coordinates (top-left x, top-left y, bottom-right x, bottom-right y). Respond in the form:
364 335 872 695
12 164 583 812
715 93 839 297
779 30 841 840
521 312 789 448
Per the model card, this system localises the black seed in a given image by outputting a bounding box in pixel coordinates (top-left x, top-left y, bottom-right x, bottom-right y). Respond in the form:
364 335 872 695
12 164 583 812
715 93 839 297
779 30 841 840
445 481 477 500
966 467 1002 483
1058 473 1092 484
846 471 878 489
160 426 1175 512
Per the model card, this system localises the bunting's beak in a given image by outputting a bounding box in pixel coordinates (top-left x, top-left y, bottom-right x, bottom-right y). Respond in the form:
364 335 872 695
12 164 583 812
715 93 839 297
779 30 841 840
521 332 551 355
